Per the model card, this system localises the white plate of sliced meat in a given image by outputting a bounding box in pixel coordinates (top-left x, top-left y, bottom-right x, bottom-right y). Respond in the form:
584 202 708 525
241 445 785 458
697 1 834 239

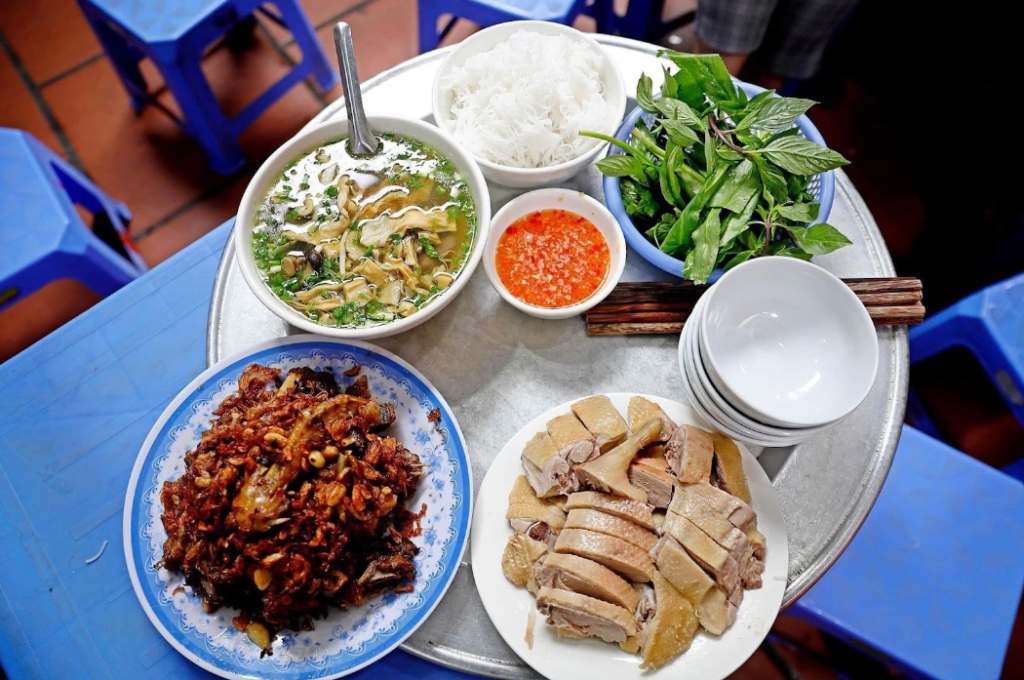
470 393 788 680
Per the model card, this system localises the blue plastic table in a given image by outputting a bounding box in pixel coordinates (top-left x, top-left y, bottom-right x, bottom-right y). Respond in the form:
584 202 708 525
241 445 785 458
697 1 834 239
0 221 475 680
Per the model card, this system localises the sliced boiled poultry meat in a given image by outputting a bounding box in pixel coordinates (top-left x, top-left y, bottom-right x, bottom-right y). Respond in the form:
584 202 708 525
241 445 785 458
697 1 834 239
554 528 655 582
709 432 752 503
571 395 628 453
536 553 641 612
506 398 766 668
564 491 656 531
627 396 677 443
627 453 675 509
536 587 638 644
651 535 715 608
677 481 758 534
501 533 549 593
521 414 598 498
669 485 764 588
563 508 659 552
639 570 700 669
661 511 740 594
575 419 663 502
696 586 737 635
506 475 567 545
664 424 714 484
521 431 573 498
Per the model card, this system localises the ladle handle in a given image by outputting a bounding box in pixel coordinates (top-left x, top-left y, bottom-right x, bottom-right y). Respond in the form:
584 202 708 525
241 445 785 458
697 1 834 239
333 22 376 156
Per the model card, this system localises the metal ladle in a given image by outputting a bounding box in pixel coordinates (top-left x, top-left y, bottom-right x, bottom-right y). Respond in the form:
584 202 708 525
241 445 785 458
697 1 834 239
333 22 378 156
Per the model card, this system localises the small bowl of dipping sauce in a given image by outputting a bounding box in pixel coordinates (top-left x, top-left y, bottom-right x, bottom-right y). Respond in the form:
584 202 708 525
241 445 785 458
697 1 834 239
483 188 626 319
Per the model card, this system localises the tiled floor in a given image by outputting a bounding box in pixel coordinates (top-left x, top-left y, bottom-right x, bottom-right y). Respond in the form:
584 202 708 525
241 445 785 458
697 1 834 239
1 1 1022 679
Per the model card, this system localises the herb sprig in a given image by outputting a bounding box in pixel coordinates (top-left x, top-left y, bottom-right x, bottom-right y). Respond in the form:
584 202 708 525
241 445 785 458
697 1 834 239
586 51 852 283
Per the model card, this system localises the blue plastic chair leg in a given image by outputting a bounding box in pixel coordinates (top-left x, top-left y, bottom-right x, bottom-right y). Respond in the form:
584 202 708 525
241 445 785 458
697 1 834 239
154 45 246 174
79 6 149 112
418 0 445 53
274 0 338 93
908 300 981 364
1004 457 1024 483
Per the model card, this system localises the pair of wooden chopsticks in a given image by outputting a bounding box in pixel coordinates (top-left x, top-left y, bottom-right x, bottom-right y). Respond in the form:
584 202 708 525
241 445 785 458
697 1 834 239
585 277 925 337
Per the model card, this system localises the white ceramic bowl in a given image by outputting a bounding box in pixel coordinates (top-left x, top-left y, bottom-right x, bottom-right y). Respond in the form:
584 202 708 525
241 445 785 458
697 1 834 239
699 257 879 428
431 21 626 188
680 299 827 446
687 293 834 439
483 188 626 319
234 115 491 340
679 311 810 448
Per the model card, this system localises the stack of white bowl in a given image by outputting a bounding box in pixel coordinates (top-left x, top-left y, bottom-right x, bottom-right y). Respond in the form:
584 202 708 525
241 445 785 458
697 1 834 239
678 257 880 448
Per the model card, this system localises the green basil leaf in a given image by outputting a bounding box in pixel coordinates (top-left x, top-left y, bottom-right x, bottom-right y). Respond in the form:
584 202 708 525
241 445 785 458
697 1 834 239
719 191 759 247
621 179 660 218
662 119 701 147
683 209 722 284
661 211 689 255
783 222 853 255
775 246 814 260
760 136 849 175
659 152 685 208
752 156 788 202
646 213 678 248
775 202 820 224
709 159 760 213
596 155 645 177
737 96 815 132
661 66 678 99
704 128 717 177
658 51 738 110
735 129 765 149
655 98 705 131
676 158 706 198
666 165 730 255
637 73 658 113
723 249 756 271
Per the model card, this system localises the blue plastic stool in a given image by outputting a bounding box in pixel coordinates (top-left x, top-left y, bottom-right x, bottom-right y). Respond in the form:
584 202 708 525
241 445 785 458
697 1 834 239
77 0 338 174
788 425 1024 680
910 273 1024 426
0 129 147 311
417 0 605 53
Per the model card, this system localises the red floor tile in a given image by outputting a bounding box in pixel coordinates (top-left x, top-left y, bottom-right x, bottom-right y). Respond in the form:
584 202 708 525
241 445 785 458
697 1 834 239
42 56 226 235
134 172 251 267
0 0 102 85
0 55 63 152
304 0 419 83
262 0 368 44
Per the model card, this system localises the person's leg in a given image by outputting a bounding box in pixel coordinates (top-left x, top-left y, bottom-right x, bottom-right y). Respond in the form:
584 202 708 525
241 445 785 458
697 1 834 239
691 0 780 75
757 0 861 79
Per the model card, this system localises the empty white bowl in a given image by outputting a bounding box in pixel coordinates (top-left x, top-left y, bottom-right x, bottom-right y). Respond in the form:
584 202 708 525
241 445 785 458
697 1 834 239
699 257 878 428
431 21 626 188
483 188 626 319
682 296 830 445
679 302 813 447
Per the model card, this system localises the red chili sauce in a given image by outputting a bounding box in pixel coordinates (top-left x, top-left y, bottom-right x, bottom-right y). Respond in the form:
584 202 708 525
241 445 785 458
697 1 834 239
495 209 610 308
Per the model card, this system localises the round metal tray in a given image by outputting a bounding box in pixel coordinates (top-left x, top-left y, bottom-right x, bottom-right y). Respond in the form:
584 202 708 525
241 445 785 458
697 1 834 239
207 36 907 679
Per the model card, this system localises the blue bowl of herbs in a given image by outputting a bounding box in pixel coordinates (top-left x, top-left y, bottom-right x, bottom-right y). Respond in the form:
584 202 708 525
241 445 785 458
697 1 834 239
588 51 849 284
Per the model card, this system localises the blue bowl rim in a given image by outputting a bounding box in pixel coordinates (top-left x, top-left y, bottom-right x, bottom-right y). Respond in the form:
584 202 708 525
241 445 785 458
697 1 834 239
603 80 837 279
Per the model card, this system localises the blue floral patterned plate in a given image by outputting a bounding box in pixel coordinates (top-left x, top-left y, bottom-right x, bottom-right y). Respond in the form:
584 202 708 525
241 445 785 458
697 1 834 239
123 335 472 680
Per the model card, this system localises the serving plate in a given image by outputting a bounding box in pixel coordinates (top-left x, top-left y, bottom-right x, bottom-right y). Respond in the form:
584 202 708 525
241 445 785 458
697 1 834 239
124 335 472 680
471 393 788 680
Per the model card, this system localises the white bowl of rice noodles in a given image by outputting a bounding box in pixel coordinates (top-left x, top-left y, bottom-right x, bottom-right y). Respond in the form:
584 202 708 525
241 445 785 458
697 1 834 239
432 21 626 188
235 114 491 339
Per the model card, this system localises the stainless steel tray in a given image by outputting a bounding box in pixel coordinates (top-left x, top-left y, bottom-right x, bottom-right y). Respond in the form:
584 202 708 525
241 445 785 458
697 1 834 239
207 36 907 679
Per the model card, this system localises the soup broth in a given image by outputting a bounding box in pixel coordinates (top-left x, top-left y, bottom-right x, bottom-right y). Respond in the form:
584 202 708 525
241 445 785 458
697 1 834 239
252 133 477 328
